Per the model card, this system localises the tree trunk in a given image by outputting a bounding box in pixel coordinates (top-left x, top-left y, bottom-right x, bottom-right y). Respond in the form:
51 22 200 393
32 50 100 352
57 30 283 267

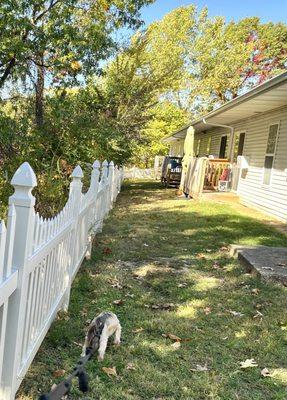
35 53 45 127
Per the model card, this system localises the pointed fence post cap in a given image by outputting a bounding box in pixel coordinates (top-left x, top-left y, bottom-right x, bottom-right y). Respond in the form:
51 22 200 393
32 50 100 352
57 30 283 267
11 162 37 188
102 160 108 167
109 161 114 168
71 165 84 179
93 160 101 169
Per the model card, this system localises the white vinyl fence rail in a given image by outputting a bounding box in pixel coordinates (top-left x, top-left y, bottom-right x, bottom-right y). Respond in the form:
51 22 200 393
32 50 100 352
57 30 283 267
0 159 123 400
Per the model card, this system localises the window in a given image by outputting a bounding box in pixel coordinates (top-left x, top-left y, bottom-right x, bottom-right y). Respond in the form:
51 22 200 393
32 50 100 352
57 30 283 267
206 137 211 155
233 132 245 160
194 139 201 156
263 124 279 185
219 135 227 159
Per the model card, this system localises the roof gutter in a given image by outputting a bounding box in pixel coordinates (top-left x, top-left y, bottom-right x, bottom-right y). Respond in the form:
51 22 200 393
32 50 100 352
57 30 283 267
202 118 235 161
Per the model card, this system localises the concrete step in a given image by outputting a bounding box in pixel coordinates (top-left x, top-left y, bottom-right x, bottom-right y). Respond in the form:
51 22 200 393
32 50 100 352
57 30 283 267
230 244 287 286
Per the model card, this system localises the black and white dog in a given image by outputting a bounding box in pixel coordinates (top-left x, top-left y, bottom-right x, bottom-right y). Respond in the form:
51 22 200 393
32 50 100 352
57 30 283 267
82 311 121 361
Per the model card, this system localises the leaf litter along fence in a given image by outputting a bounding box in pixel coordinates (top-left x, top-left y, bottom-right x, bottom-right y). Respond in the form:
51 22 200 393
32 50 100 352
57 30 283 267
0 159 123 400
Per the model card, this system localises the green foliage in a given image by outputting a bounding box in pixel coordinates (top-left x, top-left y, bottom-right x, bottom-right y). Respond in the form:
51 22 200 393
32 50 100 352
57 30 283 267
0 0 154 88
131 102 188 167
0 4 286 217
191 17 287 111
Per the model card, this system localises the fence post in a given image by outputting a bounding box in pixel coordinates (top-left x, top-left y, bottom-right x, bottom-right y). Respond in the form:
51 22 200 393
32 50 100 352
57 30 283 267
1 162 37 400
101 159 108 185
108 161 115 208
62 165 83 311
101 160 109 218
91 160 101 194
113 165 119 201
86 160 101 259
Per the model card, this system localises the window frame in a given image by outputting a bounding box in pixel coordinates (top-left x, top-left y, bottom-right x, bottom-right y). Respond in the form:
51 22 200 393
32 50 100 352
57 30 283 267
206 136 212 155
262 122 280 187
194 138 201 156
233 131 246 161
219 135 228 159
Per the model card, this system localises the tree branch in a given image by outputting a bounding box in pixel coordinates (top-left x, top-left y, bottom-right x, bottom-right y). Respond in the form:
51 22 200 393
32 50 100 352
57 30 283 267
0 58 16 88
34 0 62 23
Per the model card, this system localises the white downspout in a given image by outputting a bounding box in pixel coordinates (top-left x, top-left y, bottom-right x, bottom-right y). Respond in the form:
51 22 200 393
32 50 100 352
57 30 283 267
202 118 235 161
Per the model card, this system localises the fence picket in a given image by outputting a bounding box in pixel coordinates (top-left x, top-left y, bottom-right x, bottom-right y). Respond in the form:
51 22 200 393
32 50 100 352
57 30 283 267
0 159 123 399
0 222 6 283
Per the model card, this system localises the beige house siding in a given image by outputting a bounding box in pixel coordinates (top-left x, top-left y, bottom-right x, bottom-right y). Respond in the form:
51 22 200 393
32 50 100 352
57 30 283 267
234 106 287 221
191 106 287 221
195 128 230 157
170 139 184 156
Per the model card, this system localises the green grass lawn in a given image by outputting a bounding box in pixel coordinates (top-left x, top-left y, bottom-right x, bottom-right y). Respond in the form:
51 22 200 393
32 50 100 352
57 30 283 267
18 180 287 400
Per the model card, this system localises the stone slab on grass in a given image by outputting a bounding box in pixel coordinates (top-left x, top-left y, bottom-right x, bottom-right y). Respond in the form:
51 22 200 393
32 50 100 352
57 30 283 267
230 244 287 286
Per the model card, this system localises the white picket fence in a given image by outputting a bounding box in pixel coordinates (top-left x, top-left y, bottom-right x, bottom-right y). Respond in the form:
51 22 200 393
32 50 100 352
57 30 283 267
0 159 123 400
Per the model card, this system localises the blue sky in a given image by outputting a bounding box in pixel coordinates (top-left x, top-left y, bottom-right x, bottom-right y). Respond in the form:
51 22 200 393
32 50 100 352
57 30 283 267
141 0 287 25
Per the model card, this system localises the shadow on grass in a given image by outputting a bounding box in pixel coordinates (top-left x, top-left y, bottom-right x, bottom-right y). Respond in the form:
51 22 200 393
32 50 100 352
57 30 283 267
17 180 287 400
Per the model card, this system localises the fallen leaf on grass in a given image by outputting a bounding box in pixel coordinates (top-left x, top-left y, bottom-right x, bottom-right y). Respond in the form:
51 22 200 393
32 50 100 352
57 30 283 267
111 282 123 290
240 359 258 369
261 368 271 377
80 308 88 317
57 311 70 321
251 288 260 295
171 341 181 350
204 307 212 315
126 363 136 370
113 299 124 306
212 262 221 269
253 310 263 319
220 246 229 252
162 333 182 341
190 364 209 372
132 327 145 333
125 293 135 298
148 303 175 310
72 341 82 348
102 367 117 377
196 253 206 260
177 283 187 288
229 310 244 317
103 247 112 255
53 369 66 378
161 302 176 310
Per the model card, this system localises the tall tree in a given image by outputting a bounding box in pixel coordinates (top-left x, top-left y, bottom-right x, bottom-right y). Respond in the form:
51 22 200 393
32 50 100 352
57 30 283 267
0 0 153 126
191 16 287 112
120 6 287 115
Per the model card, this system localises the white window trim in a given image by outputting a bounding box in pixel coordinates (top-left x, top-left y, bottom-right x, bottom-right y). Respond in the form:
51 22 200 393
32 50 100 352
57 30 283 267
262 121 280 188
206 136 212 155
233 131 246 162
195 138 201 156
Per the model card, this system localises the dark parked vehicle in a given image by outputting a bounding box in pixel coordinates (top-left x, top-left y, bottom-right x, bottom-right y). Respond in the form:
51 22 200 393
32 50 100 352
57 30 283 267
161 156 182 188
